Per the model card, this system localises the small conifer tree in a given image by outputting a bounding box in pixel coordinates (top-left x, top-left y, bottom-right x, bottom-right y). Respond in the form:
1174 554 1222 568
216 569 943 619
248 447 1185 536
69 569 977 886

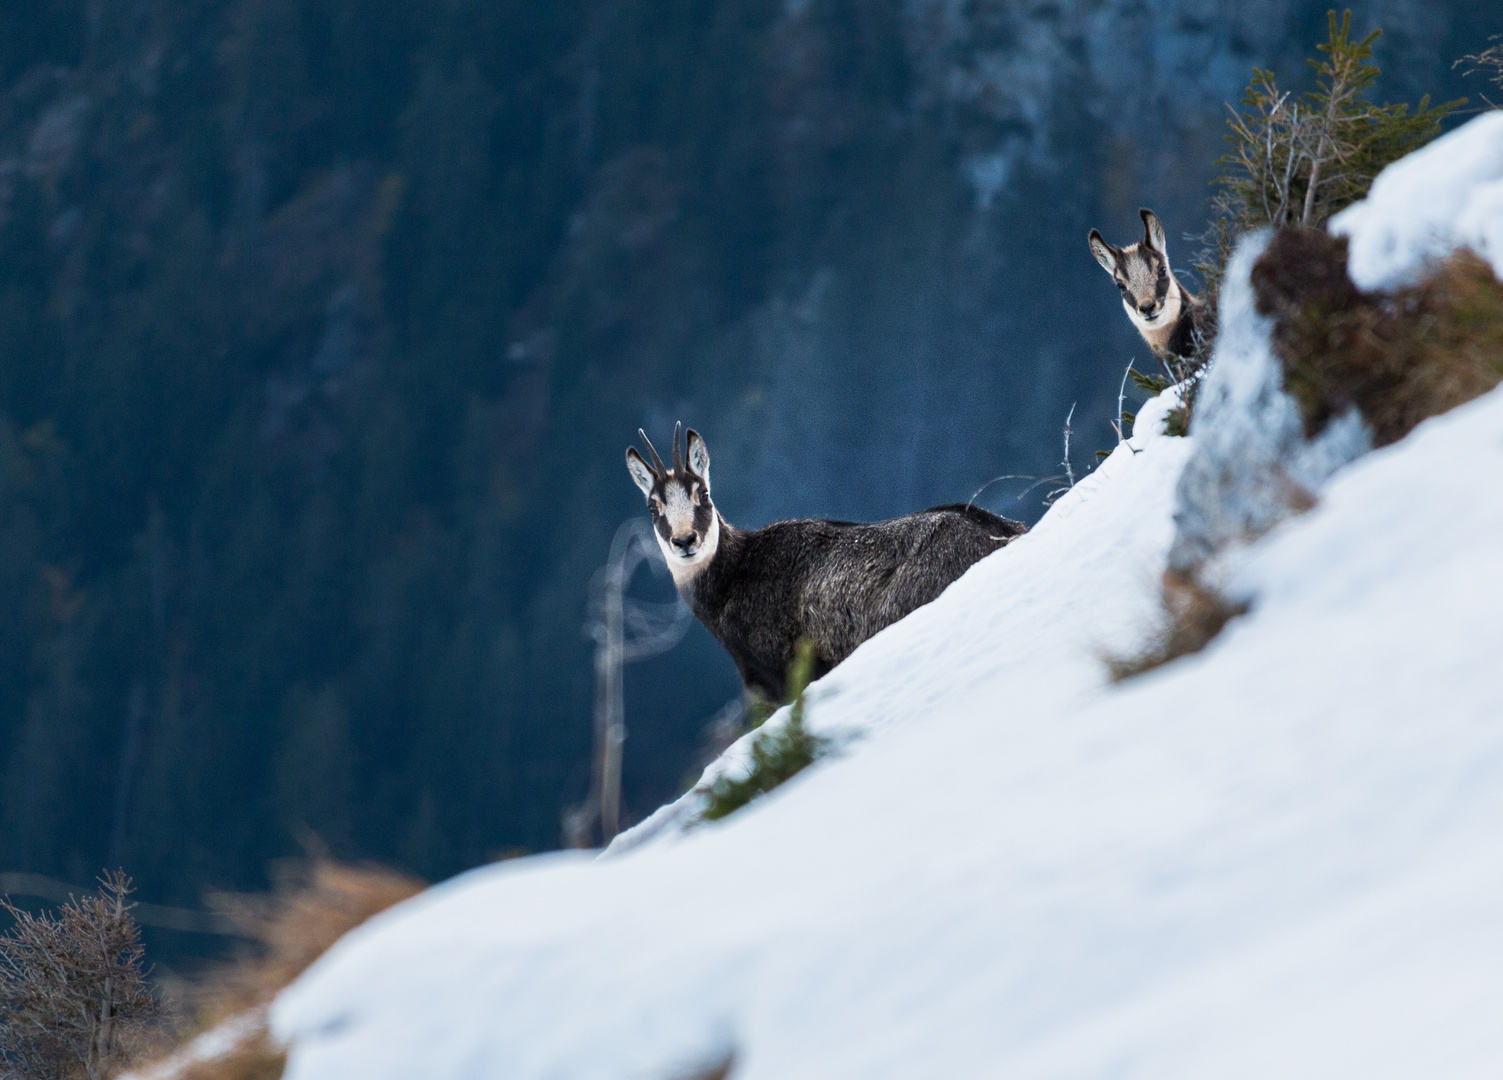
1194 10 1461 341
701 639 830 822
0 872 160 1080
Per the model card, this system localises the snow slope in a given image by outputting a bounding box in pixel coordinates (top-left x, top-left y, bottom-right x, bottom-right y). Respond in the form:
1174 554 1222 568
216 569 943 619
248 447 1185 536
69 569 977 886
256 118 1503 1079
611 385 1189 855
267 374 1503 1079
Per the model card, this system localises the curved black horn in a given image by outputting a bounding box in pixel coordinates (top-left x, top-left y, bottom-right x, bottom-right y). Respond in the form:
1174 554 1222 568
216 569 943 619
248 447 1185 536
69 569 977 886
638 428 665 474
672 420 684 472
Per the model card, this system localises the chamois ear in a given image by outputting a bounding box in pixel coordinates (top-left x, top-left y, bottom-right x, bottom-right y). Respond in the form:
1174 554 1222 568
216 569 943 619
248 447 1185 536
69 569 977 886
1140 208 1167 255
1088 229 1117 274
626 447 657 497
686 428 710 491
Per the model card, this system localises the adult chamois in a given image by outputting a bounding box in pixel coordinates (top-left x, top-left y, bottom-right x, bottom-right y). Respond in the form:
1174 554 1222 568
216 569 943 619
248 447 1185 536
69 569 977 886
626 424 1026 700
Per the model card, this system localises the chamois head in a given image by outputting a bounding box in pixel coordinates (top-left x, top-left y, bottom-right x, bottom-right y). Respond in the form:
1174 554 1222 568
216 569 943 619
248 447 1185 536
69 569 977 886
1089 208 1179 330
626 423 719 580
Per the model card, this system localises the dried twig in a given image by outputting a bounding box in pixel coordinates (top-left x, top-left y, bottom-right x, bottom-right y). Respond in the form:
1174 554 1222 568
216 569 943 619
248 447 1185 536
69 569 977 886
1045 403 1078 503
1061 403 1076 488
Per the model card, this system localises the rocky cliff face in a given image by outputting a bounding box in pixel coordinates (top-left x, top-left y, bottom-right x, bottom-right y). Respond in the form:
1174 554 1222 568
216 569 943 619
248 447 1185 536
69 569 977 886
903 0 1454 204
709 0 1482 528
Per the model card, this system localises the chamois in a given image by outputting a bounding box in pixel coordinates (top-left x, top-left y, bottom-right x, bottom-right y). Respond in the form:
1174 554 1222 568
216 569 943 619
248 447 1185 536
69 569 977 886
1089 208 1203 358
625 424 1026 700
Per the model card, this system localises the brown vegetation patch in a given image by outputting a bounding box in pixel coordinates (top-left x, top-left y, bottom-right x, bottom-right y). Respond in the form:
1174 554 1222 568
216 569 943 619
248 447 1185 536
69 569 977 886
203 859 424 1022
669 1053 735 1080
131 859 423 1080
1252 227 1503 445
1107 572 1250 682
174 1026 287 1080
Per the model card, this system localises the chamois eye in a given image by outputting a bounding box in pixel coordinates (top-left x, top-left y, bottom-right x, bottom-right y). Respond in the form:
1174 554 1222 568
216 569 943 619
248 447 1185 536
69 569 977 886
649 502 661 517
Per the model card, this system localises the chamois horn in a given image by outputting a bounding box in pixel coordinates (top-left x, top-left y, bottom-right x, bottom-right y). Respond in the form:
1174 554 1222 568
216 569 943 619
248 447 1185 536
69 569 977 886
638 428 665 475
672 420 684 472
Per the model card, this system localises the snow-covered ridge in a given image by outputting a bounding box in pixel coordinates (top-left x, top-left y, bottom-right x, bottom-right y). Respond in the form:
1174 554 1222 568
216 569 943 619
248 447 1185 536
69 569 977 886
252 116 1503 1079
1333 110 1503 290
271 383 1503 1080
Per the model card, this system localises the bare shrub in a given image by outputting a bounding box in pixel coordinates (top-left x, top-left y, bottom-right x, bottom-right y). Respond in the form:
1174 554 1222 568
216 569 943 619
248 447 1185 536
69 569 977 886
1251 228 1503 446
1107 573 1250 682
0 871 161 1080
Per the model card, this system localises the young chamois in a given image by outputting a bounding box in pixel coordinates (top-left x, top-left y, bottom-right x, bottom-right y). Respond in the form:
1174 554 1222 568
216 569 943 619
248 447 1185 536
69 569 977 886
1089 208 1203 359
626 424 1026 701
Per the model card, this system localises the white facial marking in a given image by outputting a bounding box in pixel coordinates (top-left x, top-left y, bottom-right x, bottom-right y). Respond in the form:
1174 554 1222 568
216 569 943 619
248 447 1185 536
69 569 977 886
655 510 719 589
662 482 696 540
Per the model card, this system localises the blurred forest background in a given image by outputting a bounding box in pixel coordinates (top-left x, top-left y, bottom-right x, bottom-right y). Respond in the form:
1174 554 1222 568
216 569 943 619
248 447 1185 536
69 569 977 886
0 0 1495 961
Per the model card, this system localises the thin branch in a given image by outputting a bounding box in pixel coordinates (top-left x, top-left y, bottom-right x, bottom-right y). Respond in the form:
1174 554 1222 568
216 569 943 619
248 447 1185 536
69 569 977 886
1060 403 1076 490
965 474 1040 511
1115 359 1134 443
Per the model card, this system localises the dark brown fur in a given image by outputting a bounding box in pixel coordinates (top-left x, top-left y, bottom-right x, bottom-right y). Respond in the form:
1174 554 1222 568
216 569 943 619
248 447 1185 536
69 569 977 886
692 503 1023 699
628 428 1025 700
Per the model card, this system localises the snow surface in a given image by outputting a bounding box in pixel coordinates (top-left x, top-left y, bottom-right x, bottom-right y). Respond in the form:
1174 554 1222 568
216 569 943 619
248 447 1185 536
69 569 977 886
251 120 1503 1079
1332 111 1503 291
266 373 1503 1078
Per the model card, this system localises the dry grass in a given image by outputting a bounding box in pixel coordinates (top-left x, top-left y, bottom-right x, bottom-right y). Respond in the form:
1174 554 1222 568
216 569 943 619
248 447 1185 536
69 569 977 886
172 1027 286 1080
1251 227 1503 445
129 859 423 1080
200 859 424 1024
1106 572 1250 682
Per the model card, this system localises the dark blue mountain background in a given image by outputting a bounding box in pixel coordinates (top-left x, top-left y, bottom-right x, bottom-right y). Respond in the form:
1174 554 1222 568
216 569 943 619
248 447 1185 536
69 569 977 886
0 0 1493 958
